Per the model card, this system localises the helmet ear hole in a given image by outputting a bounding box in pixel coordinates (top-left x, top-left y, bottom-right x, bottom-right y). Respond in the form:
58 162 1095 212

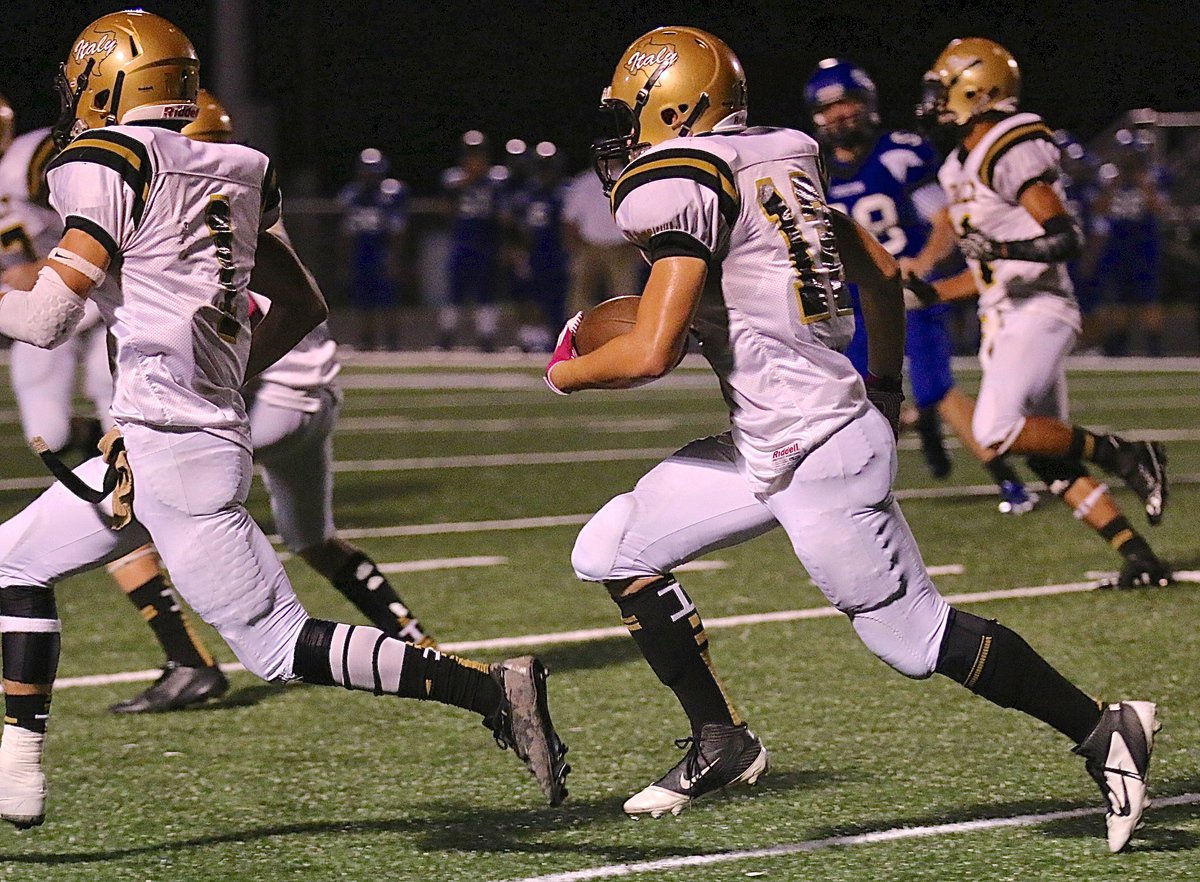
93 89 110 110
660 107 677 126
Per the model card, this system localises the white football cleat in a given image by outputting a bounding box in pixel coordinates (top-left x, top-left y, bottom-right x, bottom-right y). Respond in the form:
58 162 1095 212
0 726 47 829
1073 701 1158 852
623 722 768 818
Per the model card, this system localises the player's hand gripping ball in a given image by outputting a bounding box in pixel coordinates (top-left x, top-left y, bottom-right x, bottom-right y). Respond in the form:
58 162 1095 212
574 295 642 354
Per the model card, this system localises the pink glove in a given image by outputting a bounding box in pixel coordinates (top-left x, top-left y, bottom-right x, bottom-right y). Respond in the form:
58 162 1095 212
545 311 583 395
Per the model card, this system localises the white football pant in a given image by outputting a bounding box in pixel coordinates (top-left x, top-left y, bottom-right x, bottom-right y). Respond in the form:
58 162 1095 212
573 408 951 678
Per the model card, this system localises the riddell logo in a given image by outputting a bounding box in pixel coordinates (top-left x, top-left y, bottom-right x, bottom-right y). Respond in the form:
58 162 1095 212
772 442 802 461
162 105 200 120
626 45 678 75
73 33 117 65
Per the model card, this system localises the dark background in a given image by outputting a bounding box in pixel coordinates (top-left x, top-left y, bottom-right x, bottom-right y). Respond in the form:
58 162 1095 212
4 0 1199 193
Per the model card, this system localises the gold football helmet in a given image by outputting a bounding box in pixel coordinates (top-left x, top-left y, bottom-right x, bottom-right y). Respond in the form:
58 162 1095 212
916 37 1020 129
54 10 199 147
593 26 747 192
183 89 234 143
0 93 13 155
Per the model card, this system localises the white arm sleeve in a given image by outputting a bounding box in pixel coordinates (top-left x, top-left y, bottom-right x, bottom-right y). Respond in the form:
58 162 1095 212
0 265 86 348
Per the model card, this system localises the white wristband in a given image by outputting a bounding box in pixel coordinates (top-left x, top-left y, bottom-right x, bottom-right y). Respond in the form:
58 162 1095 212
48 247 107 286
0 266 86 348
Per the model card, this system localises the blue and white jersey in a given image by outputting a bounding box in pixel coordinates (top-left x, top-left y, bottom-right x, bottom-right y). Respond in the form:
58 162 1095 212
507 181 569 273
338 177 407 266
442 167 502 256
824 130 945 261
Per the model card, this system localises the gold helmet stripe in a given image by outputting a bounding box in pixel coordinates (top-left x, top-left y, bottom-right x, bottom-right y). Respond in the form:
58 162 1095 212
27 134 60 205
978 121 1055 191
612 148 739 229
47 130 152 226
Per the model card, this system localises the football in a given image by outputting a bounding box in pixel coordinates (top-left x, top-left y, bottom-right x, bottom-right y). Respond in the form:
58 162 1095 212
575 295 641 355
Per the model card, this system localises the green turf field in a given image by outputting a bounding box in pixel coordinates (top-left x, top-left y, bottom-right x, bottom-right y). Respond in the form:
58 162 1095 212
0 353 1197 881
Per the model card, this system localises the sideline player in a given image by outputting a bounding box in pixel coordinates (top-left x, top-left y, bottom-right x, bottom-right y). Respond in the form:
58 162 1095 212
0 96 111 463
908 38 1170 589
108 91 436 714
547 26 1155 850
803 60 1036 512
0 10 568 827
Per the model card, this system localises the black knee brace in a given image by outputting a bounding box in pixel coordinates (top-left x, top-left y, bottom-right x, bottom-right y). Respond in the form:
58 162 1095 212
1025 455 1089 497
292 618 337 685
0 586 61 684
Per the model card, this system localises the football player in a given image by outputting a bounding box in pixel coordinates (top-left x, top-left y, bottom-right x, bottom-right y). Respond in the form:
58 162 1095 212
0 10 567 827
438 130 503 350
107 91 437 715
0 95 112 464
804 59 1036 512
908 38 1170 589
547 26 1156 850
337 146 406 350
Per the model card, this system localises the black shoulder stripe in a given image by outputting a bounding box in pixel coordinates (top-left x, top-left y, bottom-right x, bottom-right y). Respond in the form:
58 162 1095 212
612 147 740 231
647 230 711 263
65 215 118 258
47 130 152 226
262 160 281 213
980 122 1056 191
27 134 59 205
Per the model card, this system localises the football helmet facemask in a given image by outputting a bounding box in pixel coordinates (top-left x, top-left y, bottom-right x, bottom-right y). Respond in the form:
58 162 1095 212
804 58 880 151
182 89 233 143
54 9 199 148
916 37 1019 133
592 26 747 194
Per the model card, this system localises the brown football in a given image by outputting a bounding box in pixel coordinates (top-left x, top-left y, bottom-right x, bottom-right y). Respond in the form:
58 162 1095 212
575 295 641 355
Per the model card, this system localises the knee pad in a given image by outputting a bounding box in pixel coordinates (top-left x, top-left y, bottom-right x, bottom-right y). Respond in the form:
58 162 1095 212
571 493 635 582
851 612 941 680
1026 455 1089 497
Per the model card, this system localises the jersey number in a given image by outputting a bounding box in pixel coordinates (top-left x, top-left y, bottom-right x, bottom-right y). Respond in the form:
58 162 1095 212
204 195 241 343
757 172 850 324
831 193 907 257
0 224 37 263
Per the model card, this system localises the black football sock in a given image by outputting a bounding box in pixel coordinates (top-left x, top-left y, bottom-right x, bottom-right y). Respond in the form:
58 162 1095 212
1068 426 1134 477
292 619 500 717
1 586 60 733
615 576 740 737
330 551 434 645
123 573 213 669
1098 515 1156 563
984 455 1022 488
936 608 1101 743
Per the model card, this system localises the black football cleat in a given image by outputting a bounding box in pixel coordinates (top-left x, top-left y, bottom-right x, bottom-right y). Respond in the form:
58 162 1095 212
1114 440 1167 526
486 656 570 806
1099 554 1173 590
623 722 768 818
1073 701 1158 852
108 662 229 714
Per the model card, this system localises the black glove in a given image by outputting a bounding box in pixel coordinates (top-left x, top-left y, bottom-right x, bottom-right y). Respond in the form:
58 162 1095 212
903 274 940 309
865 372 904 439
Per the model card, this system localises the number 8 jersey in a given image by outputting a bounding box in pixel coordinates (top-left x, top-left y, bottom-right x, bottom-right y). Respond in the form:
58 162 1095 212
46 126 280 446
611 124 867 493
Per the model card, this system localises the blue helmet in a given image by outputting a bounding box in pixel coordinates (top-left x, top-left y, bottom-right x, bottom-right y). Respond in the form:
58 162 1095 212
803 58 880 149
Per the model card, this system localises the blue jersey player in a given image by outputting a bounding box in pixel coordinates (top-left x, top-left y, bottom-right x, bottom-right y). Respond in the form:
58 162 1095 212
805 59 1034 512
338 148 407 350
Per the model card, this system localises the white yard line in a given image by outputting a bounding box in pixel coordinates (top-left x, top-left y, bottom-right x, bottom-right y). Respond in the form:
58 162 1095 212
502 792 1200 882
377 555 507 574
52 576 1127 690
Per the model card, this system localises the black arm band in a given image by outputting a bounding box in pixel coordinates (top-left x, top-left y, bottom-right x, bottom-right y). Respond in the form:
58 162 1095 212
647 230 711 263
998 215 1083 264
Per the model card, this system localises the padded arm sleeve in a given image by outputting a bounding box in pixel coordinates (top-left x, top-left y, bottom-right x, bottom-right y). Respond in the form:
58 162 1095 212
999 214 1084 264
0 265 87 348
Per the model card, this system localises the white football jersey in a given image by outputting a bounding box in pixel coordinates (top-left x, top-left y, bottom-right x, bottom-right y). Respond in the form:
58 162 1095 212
246 291 340 413
0 128 65 273
612 124 867 493
46 125 281 445
938 112 1079 326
